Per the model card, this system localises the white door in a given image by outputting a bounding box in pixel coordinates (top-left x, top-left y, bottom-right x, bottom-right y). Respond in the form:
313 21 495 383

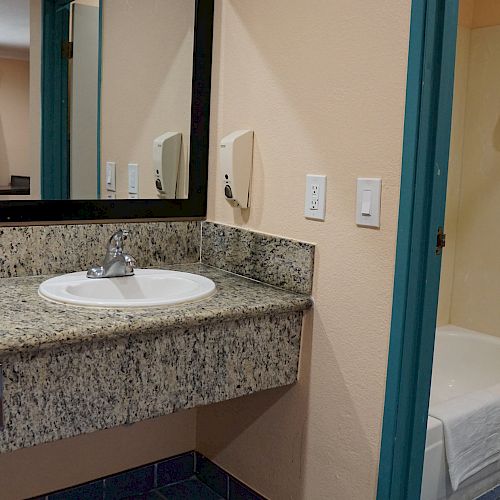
70 3 99 199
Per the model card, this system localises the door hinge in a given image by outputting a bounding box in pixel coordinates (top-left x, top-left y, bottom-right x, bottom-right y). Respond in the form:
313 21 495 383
435 226 446 256
62 41 73 60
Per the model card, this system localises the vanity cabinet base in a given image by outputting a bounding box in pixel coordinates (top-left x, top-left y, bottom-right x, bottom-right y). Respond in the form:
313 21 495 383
0 311 303 453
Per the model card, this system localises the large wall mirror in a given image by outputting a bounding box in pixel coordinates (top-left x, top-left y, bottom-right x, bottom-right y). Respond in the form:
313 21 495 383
0 0 213 222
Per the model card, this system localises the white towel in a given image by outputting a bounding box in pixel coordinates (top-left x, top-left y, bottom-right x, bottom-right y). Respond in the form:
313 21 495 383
429 383 500 491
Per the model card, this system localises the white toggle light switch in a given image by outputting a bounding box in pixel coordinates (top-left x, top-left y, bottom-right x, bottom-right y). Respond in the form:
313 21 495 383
128 163 139 195
361 190 372 216
357 178 381 228
106 162 116 192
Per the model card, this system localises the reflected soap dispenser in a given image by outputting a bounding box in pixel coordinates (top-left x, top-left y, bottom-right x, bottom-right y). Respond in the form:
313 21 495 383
153 132 182 199
221 130 254 209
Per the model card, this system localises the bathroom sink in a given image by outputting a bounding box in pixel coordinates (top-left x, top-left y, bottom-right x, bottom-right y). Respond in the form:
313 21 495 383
38 269 216 308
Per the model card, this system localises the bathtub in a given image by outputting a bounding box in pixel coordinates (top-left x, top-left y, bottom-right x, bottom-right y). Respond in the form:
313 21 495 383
421 325 500 500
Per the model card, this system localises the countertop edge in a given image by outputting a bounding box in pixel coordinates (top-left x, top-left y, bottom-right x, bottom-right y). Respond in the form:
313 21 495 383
0 298 313 357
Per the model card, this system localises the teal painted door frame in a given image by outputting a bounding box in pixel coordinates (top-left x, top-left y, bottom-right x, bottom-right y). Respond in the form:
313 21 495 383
41 0 102 200
41 0 71 200
377 1 459 499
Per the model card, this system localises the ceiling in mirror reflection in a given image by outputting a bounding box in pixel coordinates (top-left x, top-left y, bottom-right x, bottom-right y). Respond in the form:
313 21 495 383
0 0 196 201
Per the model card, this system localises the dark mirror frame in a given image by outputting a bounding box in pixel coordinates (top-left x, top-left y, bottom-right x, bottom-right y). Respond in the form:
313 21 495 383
0 0 214 224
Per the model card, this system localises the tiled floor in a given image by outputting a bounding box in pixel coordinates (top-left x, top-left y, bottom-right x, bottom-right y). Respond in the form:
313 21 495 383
37 451 265 499
145 478 223 499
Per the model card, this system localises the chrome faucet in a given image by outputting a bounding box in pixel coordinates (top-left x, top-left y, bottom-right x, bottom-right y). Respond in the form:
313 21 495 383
87 229 137 279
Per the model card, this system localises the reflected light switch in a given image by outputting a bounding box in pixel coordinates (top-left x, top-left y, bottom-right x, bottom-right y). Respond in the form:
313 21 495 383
106 162 116 192
128 164 139 195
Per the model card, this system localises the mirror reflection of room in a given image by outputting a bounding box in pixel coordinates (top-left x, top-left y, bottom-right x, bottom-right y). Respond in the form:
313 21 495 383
0 0 31 199
100 0 193 201
0 0 194 201
421 1 500 499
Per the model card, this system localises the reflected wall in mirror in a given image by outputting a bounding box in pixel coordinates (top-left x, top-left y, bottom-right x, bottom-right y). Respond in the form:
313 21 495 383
0 0 31 199
0 0 197 202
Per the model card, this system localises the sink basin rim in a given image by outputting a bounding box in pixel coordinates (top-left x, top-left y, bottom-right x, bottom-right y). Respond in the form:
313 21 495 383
38 269 216 309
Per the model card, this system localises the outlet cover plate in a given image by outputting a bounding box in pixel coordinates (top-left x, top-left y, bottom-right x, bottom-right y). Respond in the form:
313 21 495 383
305 174 327 221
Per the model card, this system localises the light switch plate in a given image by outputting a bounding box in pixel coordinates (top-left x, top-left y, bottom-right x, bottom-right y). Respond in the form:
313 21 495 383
305 174 327 221
356 178 382 228
128 163 139 194
106 162 116 192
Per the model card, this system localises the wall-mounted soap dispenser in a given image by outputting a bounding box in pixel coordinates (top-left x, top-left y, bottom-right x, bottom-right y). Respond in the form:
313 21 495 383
153 132 182 199
221 130 254 209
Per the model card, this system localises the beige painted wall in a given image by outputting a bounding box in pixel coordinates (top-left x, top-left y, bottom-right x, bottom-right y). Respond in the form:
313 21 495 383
448 26 500 337
437 26 470 326
459 0 500 29
0 58 30 189
0 410 196 499
100 0 194 199
198 1 411 498
471 0 500 28
76 0 100 6
460 0 475 28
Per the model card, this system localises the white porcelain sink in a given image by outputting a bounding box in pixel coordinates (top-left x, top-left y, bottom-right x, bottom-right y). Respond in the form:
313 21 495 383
38 269 216 308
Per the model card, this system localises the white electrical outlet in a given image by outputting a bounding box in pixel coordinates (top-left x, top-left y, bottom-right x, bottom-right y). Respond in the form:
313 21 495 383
305 174 327 220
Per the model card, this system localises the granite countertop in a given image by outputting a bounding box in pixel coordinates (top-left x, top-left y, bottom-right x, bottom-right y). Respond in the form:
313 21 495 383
0 264 313 356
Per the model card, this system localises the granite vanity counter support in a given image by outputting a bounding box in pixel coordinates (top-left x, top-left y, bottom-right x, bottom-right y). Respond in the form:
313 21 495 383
0 311 303 453
0 221 315 455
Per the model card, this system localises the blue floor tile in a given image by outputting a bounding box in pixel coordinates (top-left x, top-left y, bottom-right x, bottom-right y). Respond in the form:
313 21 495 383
119 493 163 500
157 478 223 499
48 480 103 500
105 465 155 499
157 452 195 487
195 453 228 498
228 477 265 500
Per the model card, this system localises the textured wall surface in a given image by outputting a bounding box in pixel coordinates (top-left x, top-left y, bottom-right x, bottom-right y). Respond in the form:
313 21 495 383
437 26 470 326
200 0 411 498
0 58 30 190
448 26 500 337
100 0 194 199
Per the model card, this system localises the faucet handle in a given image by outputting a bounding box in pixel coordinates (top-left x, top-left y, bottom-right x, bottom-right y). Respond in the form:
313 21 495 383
124 254 137 275
108 229 129 253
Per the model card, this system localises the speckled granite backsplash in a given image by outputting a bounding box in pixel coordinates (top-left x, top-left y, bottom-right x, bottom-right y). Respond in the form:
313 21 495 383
0 221 200 278
202 222 315 294
0 221 315 291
